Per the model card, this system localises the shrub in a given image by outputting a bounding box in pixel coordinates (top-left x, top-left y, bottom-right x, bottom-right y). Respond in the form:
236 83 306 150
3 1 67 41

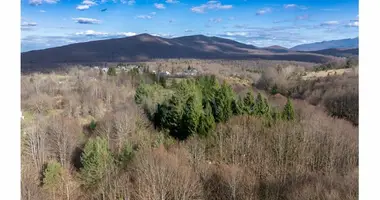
42 161 63 191
271 84 279 95
89 120 97 131
107 67 117 76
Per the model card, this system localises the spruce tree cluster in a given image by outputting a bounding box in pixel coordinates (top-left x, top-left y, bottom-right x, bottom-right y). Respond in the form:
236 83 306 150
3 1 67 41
135 75 296 140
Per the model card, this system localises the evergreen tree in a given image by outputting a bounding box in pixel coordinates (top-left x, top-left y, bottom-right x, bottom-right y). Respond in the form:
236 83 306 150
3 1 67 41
232 96 244 115
271 84 279 95
271 108 282 122
179 96 202 140
89 120 97 131
197 102 216 137
134 84 148 104
253 93 265 116
80 137 113 188
282 97 295 121
213 82 234 123
243 91 255 115
43 160 63 193
107 67 117 76
117 141 134 169
161 95 183 135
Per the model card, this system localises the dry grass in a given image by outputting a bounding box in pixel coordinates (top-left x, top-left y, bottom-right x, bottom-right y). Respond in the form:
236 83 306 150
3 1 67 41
301 68 353 80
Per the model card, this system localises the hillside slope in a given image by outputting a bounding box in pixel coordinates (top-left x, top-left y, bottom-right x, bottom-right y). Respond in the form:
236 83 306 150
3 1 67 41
291 37 358 51
22 34 337 72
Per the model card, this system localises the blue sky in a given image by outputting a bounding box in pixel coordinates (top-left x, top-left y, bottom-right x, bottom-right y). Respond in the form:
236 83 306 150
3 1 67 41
21 0 358 52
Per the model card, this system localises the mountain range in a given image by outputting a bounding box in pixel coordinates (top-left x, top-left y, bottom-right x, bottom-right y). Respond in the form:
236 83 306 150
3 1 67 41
21 34 358 72
290 37 358 51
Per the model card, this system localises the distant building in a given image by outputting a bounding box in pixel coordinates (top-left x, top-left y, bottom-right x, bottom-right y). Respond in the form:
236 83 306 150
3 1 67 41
181 68 198 77
158 71 171 77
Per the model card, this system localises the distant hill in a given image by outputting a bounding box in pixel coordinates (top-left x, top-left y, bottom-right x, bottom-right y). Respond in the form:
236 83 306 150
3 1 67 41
291 37 358 51
21 33 339 72
262 45 289 53
306 48 358 57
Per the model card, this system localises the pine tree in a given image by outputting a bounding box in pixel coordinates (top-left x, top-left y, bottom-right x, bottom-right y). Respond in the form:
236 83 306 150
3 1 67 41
80 137 113 188
117 141 134 169
232 96 244 115
253 93 265 116
43 160 63 195
197 102 216 137
162 95 183 135
243 91 255 115
282 97 295 121
213 82 234 122
179 96 202 140
134 84 148 104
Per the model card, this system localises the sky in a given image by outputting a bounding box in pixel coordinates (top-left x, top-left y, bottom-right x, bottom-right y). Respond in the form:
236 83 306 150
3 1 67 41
21 0 359 52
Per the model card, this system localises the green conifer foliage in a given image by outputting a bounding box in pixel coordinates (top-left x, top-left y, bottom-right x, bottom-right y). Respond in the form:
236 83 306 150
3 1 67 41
232 96 245 115
179 96 203 140
197 102 216 137
213 82 234 123
80 137 113 188
282 97 295 121
43 161 63 191
243 91 255 115
107 67 117 76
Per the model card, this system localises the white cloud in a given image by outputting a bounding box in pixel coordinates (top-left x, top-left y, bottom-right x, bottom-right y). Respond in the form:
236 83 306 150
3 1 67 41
82 0 97 6
76 5 90 11
320 21 339 26
284 4 297 9
44 0 59 3
76 0 97 11
136 15 153 19
75 30 108 36
296 14 309 20
39 10 46 13
21 22 37 27
154 3 166 9
28 0 42 5
191 1 233 14
151 33 175 38
73 18 101 24
256 8 272 15
166 0 179 3
120 0 135 5
284 4 308 10
347 21 359 27
29 0 59 5
116 32 137 37
209 18 222 23
225 32 249 37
